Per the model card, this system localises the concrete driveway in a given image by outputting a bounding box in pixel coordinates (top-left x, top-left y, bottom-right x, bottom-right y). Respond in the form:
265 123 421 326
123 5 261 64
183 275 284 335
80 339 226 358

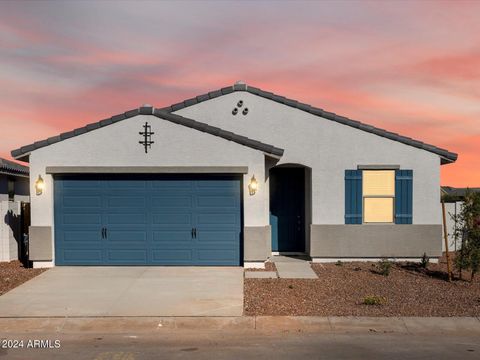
0 267 243 317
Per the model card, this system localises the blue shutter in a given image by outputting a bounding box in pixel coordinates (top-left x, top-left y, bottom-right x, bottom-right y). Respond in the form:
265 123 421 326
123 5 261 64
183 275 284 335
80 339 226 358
395 170 413 224
345 170 362 224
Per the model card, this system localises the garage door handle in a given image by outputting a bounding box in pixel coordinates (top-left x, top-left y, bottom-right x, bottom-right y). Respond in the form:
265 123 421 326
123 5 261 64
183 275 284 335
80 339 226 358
194 228 197 238
101 228 104 239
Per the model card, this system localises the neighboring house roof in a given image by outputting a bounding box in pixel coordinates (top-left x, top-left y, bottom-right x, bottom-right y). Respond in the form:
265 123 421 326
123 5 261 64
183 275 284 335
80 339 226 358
0 157 29 177
11 106 284 161
11 82 457 164
441 186 480 198
159 82 458 164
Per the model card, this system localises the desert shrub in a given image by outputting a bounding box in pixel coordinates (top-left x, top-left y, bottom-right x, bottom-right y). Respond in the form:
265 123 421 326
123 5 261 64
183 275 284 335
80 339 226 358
363 295 387 305
452 191 480 281
420 252 430 269
376 259 392 276
335 260 343 266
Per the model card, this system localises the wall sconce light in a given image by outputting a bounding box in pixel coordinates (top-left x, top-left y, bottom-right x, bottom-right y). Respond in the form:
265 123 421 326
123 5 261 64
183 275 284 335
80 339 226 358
35 175 45 195
248 175 258 196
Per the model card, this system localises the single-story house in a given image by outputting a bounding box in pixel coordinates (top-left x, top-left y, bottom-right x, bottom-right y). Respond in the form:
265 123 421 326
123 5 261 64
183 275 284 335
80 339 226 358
11 82 458 268
0 158 29 262
441 186 480 252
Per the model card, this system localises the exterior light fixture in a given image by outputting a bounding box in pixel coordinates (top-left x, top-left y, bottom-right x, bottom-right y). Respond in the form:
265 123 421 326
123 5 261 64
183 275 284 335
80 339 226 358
35 175 45 195
248 175 258 196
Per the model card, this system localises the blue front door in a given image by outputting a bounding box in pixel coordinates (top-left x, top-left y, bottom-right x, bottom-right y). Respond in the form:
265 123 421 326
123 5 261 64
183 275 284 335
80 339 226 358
54 175 242 266
270 167 305 253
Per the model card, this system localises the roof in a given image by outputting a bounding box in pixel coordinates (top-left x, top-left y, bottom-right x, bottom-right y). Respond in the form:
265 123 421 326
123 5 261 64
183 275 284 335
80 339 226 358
441 186 480 198
11 82 457 164
11 106 284 161
0 157 29 176
159 82 458 164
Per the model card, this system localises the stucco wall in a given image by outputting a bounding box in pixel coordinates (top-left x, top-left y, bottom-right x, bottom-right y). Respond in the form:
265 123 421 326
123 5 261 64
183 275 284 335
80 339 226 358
28 114 267 262
175 91 442 225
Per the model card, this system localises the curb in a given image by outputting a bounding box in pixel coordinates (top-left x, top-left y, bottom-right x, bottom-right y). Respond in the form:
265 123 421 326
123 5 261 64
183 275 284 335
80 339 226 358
0 316 479 335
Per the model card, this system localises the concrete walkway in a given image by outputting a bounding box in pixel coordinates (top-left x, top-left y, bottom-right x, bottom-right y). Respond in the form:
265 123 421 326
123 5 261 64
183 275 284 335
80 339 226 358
0 267 244 317
271 256 318 279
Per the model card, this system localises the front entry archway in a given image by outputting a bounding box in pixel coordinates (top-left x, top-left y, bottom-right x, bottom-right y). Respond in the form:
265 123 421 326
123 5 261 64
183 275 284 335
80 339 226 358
269 166 308 253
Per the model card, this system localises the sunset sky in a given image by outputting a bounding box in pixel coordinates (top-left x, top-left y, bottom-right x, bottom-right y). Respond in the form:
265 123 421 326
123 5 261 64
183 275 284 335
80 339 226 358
1 1 479 186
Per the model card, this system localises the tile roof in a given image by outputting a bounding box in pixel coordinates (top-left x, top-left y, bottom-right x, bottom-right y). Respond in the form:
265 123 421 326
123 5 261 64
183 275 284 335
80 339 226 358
441 186 480 198
0 157 29 176
159 82 458 164
11 82 457 164
11 107 284 161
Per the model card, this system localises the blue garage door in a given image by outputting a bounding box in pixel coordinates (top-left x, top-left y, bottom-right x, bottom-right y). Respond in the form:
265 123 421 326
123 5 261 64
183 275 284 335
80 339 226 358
54 175 242 266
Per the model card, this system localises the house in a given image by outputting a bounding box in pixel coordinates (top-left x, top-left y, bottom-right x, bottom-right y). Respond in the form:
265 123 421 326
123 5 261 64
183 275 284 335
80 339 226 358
0 158 29 262
441 186 480 252
11 82 458 268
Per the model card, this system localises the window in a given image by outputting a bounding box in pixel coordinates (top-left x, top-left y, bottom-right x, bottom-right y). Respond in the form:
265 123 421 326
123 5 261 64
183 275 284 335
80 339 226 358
363 170 394 223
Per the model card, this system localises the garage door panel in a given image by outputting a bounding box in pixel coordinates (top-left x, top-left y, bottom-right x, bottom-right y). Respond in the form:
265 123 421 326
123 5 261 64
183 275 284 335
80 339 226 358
107 196 146 208
152 180 194 189
63 196 102 208
152 250 193 263
63 249 103 263
196 231 238 243
62 179 103 189
104 180 147 190
152 230 192 242
62 214 102 225
107 250 147 262
107 213 147 224
197 249 238 262
197 213 238 226
197 195 237 208
152 213 192 225
62 230 101 242
107 230 147 242
151 196 192 208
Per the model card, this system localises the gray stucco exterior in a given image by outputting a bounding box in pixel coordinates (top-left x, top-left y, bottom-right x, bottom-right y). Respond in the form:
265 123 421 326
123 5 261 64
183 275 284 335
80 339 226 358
244 226 272 262
310 224 443 258
11 83 456 266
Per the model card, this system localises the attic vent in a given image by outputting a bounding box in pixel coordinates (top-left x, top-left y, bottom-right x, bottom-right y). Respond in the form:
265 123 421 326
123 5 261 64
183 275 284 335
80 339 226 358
232 100 248 116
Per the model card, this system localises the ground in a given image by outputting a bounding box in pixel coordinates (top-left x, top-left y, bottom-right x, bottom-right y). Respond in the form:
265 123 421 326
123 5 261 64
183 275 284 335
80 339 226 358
244 258 480 316
1 330 479 360
0 261 46 296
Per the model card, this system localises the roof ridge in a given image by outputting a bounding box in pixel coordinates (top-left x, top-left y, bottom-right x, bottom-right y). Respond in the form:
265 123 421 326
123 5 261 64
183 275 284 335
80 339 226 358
161 83 457 164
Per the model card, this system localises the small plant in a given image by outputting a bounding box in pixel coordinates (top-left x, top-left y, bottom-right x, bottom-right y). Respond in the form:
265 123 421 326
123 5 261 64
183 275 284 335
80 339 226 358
288 284 294 289
363 295 387 306
452 190 480 281
376 258 392 276
335 260 343 266
420 252 430 269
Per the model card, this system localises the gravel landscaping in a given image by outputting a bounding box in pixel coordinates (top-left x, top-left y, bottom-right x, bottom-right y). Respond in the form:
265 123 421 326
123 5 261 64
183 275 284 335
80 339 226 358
0 261 47 296
244 258 480 316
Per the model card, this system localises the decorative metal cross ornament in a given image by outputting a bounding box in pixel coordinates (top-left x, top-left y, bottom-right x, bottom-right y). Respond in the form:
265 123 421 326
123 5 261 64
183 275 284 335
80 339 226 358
139 122 154 153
